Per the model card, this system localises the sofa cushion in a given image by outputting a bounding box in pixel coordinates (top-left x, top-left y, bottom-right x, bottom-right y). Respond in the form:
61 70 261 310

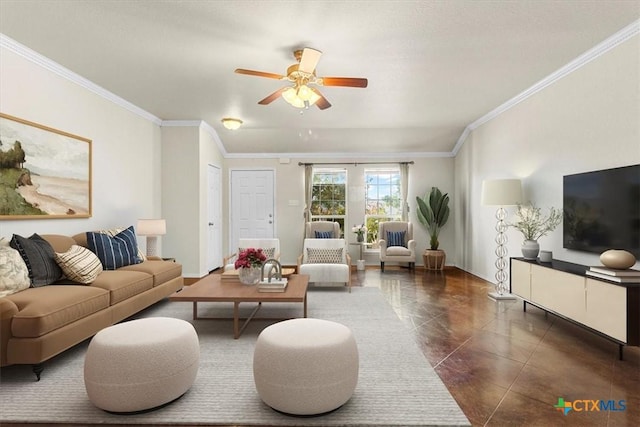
118 260 182 287
10 233 63 287
89 270 154 305
86 226 141 270
0 246 31 297
6 286 110 338
306 247 343 264
55 245 104 284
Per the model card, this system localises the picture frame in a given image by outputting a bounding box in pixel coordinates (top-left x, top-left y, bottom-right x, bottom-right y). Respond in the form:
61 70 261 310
0 113 92 219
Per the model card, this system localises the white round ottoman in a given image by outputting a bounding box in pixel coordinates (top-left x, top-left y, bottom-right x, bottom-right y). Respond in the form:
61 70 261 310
253 318 359 416
84 317 199 413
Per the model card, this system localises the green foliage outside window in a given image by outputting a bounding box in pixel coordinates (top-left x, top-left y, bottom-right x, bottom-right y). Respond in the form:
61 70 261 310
364 170 401 245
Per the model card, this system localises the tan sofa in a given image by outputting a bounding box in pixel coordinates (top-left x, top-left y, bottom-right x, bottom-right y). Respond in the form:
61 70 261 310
0 233 183 380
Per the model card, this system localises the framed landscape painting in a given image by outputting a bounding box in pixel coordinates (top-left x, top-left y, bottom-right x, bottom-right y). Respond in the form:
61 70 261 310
0 113 92 219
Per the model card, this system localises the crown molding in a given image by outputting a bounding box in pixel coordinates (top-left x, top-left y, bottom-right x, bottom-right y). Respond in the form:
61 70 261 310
452 19 640 156
223 151 454 160
0 33 162 126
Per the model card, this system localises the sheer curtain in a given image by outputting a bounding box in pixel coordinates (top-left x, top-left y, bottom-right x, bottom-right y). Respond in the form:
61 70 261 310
400 162 409 221
303 165 313 236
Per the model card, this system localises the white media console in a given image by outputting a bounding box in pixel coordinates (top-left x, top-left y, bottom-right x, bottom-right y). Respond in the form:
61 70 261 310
509 258 639 360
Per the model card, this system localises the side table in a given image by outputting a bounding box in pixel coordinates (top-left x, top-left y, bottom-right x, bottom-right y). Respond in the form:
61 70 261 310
349 242 371 271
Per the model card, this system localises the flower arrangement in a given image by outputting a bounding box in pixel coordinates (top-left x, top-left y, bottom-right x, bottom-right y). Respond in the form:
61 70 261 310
352 224 366 241
510 204 563 241
234 247 267 269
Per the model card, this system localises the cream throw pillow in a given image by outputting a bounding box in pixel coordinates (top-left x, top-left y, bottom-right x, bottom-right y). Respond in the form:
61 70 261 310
0 246 31 297
55 245 104 284
306 247 343 264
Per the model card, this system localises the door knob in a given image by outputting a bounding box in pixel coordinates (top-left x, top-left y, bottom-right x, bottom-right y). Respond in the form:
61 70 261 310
269 220 273 224
208 222 214 226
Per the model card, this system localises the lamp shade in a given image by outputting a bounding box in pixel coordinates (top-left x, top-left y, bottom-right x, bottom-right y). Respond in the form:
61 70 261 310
481 179 523 206
136 219 166 236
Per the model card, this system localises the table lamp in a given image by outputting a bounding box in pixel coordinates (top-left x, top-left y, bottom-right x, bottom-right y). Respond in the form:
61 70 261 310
136 219 166 257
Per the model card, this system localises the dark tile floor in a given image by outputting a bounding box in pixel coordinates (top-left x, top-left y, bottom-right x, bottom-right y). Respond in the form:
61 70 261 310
353 266 640 427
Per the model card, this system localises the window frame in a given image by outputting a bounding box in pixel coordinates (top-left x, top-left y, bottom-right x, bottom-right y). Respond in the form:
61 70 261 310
309 167 348 236
364 168 402 249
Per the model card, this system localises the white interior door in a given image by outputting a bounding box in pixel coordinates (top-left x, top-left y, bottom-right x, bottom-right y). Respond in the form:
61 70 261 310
230 169 275 252
207 164 222 271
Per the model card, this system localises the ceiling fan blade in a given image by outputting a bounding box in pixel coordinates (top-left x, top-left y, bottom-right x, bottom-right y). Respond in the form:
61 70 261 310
298 48 322 74
320 77 368 88
311 88 331 110
258 87 287 105
235 68 284 80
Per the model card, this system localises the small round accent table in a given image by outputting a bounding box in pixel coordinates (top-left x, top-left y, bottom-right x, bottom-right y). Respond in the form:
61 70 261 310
253 318 359 416
84 317 199 413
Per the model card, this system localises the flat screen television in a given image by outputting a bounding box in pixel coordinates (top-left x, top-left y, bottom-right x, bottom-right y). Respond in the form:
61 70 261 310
563 164 640 258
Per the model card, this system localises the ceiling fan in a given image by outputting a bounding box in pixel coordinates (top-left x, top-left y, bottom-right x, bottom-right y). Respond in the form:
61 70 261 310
235 47 368 110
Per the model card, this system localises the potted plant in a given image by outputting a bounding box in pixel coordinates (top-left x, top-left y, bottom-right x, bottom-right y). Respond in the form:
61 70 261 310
416 187 450 269
234 247 267 285
509 204 563 260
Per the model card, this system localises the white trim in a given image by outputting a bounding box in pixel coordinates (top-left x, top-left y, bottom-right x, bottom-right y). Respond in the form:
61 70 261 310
0 33 162 125
224 151 454 159
453 19 640 155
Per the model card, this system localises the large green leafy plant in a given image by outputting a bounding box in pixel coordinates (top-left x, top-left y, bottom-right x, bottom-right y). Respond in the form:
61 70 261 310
416 187 450 250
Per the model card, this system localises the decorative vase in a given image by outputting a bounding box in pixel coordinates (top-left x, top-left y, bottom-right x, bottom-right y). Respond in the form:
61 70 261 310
357 233 364 243
521 240 540 260
600 250 636 269
238 266 261 285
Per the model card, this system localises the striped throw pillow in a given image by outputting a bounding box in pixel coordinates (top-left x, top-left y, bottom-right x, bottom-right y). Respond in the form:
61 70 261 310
386 231 406 248
314 231 333 238
306 247 343 264
86 226 141 270
55 245 103 284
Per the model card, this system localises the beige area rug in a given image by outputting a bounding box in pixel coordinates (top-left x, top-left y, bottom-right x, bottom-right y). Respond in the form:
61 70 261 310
0 287 470 426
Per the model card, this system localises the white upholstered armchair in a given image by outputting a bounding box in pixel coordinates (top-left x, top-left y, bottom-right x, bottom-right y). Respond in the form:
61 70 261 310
297 238 352 292
223 238 280 272
305 221 341 238
378 222 416 272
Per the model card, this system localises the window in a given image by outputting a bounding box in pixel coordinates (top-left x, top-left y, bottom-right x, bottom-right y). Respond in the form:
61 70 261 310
365 169 401 245
310 168 347 234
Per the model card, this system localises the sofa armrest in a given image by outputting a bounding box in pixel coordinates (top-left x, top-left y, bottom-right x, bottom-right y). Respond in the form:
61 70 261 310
1 297 19 366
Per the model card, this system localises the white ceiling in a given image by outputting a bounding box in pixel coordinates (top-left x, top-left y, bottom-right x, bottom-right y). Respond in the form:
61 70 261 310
1 1 638 156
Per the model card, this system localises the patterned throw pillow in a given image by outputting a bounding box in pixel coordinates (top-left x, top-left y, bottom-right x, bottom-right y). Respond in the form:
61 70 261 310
306 247 343 264
10 233 63 287
314 231 333 238
239 247 276 259
0 246 31 297
55 245 104 284
97 227 146 262
387 231 407 248
86 226 141 270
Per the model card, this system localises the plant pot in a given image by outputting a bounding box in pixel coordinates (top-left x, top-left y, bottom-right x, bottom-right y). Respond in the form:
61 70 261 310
423 249 445 270
521 240 540 260
237 266 261 285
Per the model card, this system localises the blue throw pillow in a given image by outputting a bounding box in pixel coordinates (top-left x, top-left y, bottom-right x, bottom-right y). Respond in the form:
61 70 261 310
386 231 406 248
86 226 141 270
314 230 333 238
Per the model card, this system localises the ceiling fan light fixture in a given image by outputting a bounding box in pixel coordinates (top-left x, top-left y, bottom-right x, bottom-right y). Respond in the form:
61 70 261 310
282 85 319 108
221 118 243 130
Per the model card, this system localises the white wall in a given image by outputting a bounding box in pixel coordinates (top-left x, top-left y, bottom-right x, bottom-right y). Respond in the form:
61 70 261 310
161 123 225 278
0 46 162 247
224 156 455 267
454 35 640 283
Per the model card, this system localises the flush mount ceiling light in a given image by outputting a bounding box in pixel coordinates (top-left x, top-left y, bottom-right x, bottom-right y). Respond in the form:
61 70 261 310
221 118 243 130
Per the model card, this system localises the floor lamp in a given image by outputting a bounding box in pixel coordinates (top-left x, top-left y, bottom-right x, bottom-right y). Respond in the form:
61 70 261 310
481 179 523 300
136 219 166 257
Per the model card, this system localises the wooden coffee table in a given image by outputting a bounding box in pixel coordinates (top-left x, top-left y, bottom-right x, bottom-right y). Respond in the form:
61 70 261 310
169 274 309 339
